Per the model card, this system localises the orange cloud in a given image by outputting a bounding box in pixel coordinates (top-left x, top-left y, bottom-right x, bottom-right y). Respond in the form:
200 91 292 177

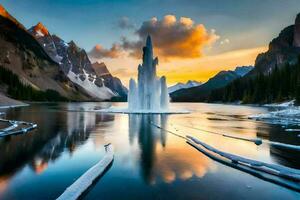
158 46 268 85
151 144 214 184
122 15 219 59
89 15 219 60
89 43 122 59
98 46 267 87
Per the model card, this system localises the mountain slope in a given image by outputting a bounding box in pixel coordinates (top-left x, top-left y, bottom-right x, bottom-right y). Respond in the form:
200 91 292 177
0 5 88 100
0 92 26 107
208 13 300 104
171 13 300 103
248 14 300 76
29 23 127 100
234 66 254 76
92 62 128 98
170 66 252 102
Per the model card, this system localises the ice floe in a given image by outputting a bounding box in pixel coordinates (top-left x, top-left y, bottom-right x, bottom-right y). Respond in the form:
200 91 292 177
0 104 29 109
249 107 300 125
56 144 114 200
0 119 37 137
187 136 300 191
263 100 295 108
151 122 300 191
285 129 300 132
249 101 300 126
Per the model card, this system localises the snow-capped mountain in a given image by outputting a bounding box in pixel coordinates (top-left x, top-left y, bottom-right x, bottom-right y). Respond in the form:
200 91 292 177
28 23 63 63
92 62 128 98
0 5 90 101
67 68 116 100
28 22 127 100
170 66 254 102
168 80 202 93
234 66 254 77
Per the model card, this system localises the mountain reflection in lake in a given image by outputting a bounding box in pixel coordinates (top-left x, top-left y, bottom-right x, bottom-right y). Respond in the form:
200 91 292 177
0 103 299 200
0 103 113 183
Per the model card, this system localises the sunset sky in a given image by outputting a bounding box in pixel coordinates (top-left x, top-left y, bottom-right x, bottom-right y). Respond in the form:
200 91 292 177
2 0 300 86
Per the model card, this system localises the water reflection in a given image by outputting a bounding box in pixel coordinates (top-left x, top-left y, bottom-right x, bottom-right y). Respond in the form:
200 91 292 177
129 114 213 184
268 126 300 169
128 114 167 183
0 104 114 194
1 103 299 200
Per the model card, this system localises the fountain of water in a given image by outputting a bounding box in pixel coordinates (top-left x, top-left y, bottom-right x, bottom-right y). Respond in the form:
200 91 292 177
128 35 169 112
96 35 189 114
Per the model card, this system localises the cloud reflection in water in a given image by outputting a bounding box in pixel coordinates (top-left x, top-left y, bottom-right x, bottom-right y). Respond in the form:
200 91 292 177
128 114 215 184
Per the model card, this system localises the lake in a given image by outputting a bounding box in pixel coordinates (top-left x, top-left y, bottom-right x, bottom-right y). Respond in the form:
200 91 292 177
0 103 299 200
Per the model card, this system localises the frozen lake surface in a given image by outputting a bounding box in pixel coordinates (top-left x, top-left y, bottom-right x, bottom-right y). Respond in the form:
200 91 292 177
0 102 299 199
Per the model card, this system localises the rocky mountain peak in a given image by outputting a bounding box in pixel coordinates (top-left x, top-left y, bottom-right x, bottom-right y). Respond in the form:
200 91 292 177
234 66 254 77
216 70 231 76
0 4 8 18
293 13 300 47
33 22 49 37
69 40 81 48
0 4 24 29
92 62 110 76
68 40 76 46
68 40 82 52
186 80 202 85
250 13 300 76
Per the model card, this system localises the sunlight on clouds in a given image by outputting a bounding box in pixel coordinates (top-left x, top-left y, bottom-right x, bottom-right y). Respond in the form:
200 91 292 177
180 17 194 27
89 44 122 59
89 15 219 60
97 46 267 87
157 46 267 85
125 15 220 59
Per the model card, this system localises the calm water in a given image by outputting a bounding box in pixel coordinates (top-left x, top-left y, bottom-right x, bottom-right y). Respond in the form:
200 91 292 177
0 103 299 200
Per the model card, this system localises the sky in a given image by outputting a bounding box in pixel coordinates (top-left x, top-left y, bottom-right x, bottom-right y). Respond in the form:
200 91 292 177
2 0 300 86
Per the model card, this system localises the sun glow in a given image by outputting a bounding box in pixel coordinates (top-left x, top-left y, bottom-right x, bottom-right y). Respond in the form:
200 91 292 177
99 46 267 86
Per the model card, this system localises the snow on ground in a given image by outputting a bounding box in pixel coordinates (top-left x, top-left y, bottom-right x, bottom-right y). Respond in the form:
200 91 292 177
35 30 45 37
263 100 295 108
249 107 300 125
67 70 116 100
187 136 300 185
249 100 300 126
56 144 114 200
285 129 300 132
0 119 37 137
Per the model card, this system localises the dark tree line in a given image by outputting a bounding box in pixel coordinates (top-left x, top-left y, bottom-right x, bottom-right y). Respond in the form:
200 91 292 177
0 66 67 101
209 57 300 104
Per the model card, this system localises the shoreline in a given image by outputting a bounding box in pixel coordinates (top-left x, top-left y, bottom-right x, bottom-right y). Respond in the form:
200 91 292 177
0 93 28 109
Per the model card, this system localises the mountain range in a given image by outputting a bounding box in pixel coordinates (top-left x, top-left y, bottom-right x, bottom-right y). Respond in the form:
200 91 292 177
168 80 202 93
1 3 299 104
172 12 300 102
0 5 127 102
0 5 83 100
28 22 127 100
208 13 300 104
170 66 253 101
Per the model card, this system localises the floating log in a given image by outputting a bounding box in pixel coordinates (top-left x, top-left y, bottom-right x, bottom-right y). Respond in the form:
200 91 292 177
0 119 37 137
56 144 114 200
187 136 300 192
